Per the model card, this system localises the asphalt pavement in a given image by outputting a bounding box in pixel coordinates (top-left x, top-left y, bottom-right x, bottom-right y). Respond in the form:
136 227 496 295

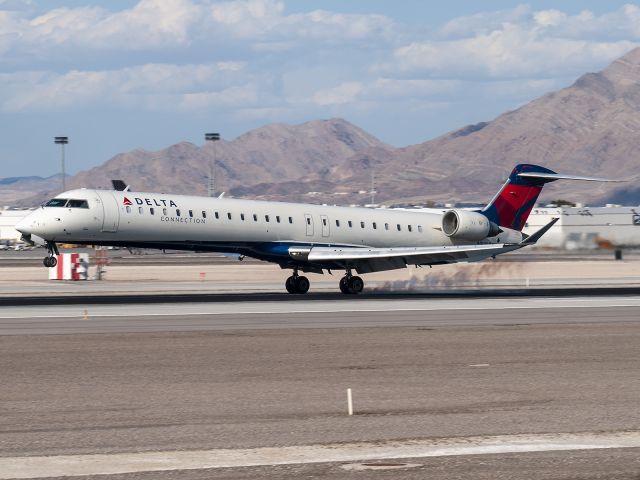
0 294 639 478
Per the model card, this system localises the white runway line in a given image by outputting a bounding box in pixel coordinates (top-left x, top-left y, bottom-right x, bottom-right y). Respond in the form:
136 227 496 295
2 296 640 320
1 431 639 479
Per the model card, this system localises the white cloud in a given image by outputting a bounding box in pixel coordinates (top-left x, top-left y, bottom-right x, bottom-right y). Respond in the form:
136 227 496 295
440 4 640 41
384 5 640 78
312 78 461 107
0 62 252 112
1 1 640 160
208 0 394 42
313 82 363 106
533 9 566 27
390 33 636 78
535 4 640 40
283 9 393 41
210 0 284 37
439 4 531 38
17 0 200 50
0 0 395 59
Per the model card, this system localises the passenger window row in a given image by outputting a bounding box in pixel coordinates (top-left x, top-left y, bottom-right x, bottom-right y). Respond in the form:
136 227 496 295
125 206 294 224
124 206 424 233
334 218 423 233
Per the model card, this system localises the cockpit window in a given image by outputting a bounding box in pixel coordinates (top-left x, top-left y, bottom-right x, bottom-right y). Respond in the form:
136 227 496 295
67 199 89 208
45 198 68 207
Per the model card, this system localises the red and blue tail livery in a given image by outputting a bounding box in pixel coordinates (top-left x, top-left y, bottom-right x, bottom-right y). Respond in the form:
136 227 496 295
480 164 618 231
481 164 555 231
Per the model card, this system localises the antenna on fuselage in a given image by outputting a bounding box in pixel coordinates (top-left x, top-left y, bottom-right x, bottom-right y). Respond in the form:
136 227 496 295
370 170 376 205
111 180 131 192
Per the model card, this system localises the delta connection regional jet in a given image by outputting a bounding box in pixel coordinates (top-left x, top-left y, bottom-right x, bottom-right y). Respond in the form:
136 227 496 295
16 164 615 294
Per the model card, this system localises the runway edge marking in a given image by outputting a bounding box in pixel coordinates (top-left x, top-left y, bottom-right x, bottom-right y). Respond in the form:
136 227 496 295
1 431 640 479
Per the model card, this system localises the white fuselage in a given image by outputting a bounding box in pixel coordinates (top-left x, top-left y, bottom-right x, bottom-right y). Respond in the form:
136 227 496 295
17 188 522 271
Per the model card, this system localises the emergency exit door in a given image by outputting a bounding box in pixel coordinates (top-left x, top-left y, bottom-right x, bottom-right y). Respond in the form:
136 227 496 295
304 213 314 236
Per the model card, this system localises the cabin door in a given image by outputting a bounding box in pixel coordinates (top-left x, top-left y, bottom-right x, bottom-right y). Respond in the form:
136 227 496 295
95 191 120 233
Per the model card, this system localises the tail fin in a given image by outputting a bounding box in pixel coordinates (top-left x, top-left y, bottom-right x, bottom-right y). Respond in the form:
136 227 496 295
481 164 619 231
481 164 555 231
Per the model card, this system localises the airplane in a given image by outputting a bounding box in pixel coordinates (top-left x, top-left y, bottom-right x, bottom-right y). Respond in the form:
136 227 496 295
15 164 617 294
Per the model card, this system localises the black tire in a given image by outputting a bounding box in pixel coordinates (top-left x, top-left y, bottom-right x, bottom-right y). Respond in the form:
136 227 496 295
295 276 310 294
49 256 57 267
43 257 50 267
347 276 364 294
339 277 350 294
285 276 297 294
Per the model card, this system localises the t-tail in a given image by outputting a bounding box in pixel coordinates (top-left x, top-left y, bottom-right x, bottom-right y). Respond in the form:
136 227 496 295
481 164 620 231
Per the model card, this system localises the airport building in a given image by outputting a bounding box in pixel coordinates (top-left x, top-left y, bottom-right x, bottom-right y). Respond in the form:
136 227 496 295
0 208 31 242
524 206 640 249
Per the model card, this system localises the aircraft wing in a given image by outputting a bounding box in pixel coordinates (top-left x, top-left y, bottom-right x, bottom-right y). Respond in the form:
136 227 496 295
293 243 521 274
292 218 559 274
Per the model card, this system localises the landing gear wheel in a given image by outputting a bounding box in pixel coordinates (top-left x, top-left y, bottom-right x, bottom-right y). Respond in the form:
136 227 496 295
285 274 310 294
43 241 59 269
339 276 350 294
294 276 310 294
347 276 364 294
43 256 57 268
285 276 297 294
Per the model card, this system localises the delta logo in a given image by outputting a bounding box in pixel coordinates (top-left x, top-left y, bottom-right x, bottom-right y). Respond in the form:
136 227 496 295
124 196 178 207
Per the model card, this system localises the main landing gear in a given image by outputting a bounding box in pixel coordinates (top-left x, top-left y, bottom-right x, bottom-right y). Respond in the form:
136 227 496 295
284 268 364 295
43 241 59 268
339 270 364 295
285 269 310 294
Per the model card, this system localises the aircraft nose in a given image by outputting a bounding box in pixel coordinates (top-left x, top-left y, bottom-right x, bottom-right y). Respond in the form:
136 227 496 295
15 217 32 235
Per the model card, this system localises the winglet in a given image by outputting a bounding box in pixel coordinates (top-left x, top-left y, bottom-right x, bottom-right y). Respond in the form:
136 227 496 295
520 217 559 245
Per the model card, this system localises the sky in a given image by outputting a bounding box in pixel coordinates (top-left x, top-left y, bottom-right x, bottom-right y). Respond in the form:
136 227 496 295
1 1 639 178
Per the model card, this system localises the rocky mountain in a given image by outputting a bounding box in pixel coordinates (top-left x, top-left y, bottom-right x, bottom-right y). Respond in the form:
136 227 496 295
13 118 387 206
330 47 640 205
5 47 640 207
0 174 64 207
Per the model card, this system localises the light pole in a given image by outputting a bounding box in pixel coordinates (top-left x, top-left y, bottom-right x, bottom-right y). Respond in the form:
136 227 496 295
204 132 220 197
54 136 68 192
370 170 376 205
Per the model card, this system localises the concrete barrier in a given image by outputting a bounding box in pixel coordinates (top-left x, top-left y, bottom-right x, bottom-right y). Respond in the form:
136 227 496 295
48 253 89 281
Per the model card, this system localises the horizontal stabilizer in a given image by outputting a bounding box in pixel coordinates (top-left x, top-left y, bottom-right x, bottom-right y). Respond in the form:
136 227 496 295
517 172 624 182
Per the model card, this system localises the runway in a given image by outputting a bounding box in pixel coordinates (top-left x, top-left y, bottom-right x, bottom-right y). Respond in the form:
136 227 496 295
1 294 639 334
1 293 639 478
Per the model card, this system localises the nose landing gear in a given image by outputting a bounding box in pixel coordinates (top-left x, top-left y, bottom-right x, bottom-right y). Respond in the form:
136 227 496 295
339 269 364 294
285 269 310 294
43 257 57 268
43 241 59 268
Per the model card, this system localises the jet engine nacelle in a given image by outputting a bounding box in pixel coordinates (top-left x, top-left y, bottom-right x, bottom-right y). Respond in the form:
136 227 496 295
442 209 501 241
